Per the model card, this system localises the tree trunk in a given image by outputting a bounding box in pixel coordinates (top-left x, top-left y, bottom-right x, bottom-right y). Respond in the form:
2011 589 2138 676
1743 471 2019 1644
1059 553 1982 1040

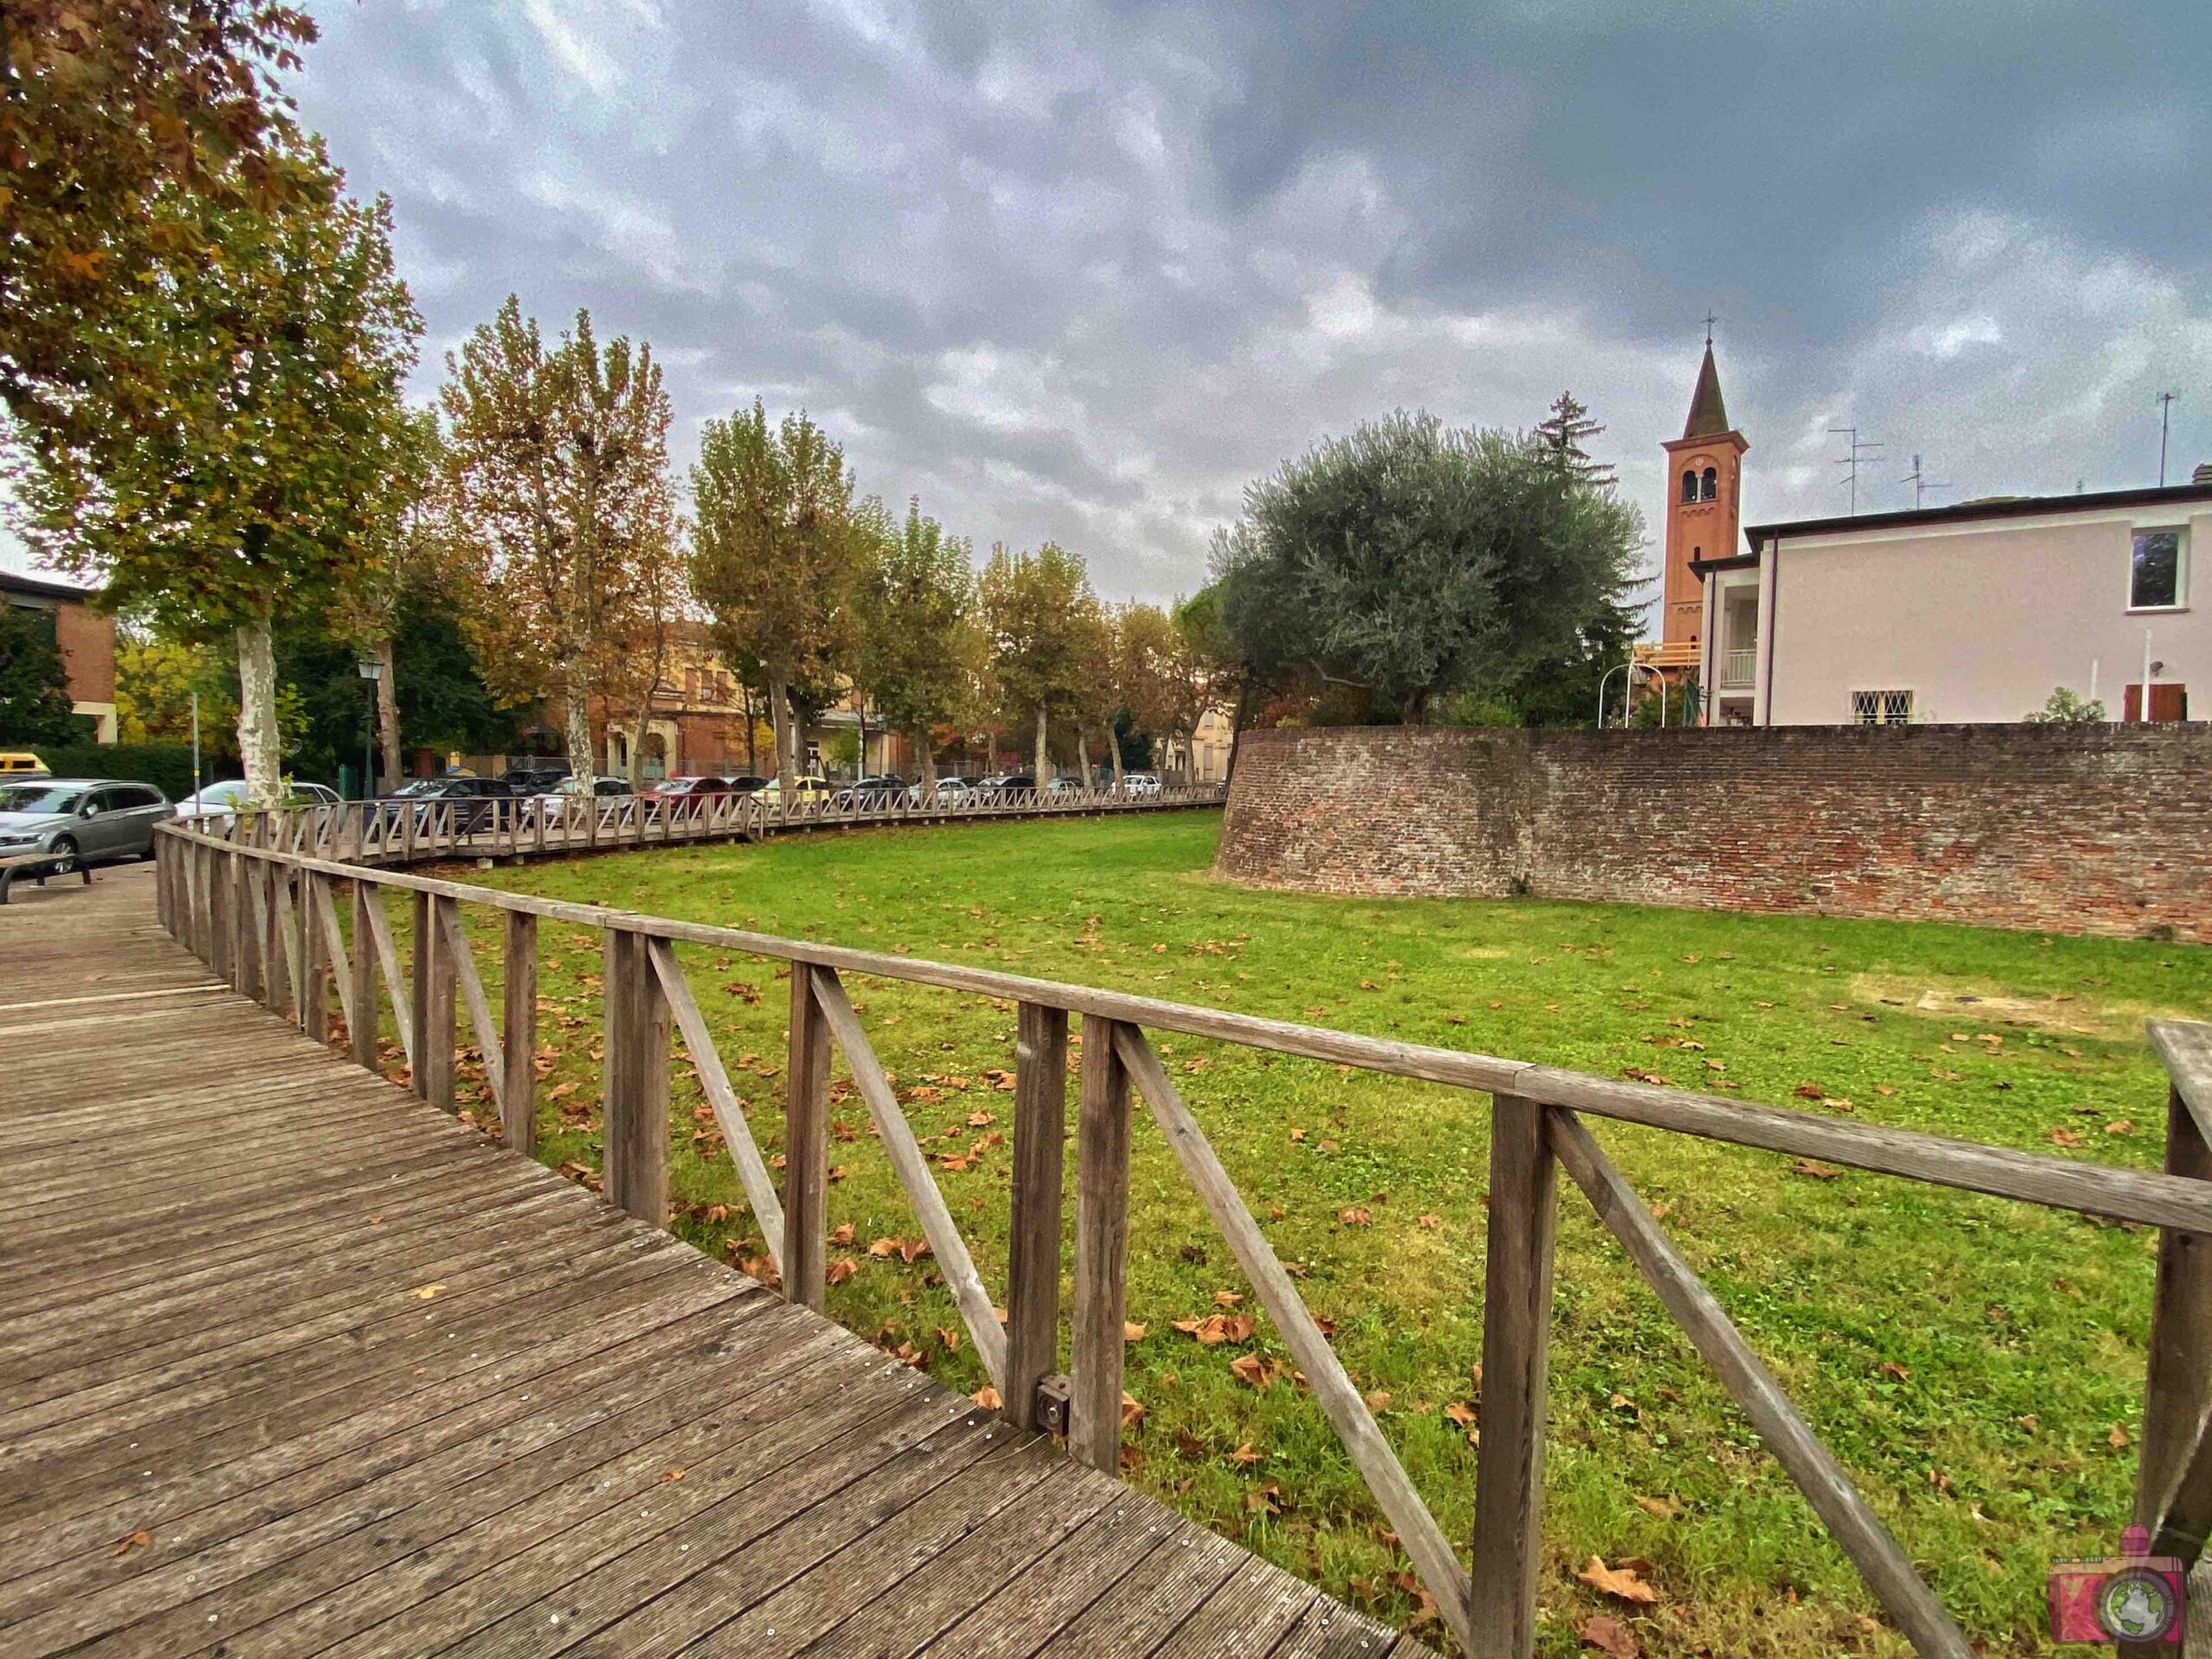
1403 686 1430 725
373 635 402 790
1076 728 1092 785
768 672 795 791
1032 705 1048 781
626 704 650 790
234 608 282 809
1224 678 1252 786
856 704 869 779
563 655 594 784
743 686 759 776
916 727 937 789
1108 723 1126 787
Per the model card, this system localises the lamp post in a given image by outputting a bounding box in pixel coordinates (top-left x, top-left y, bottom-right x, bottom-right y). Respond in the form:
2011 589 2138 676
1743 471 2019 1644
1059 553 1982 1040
356 659 383 799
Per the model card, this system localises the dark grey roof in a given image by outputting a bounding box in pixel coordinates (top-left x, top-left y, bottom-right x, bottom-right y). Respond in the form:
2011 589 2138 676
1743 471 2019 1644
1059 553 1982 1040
1745 480 2212 550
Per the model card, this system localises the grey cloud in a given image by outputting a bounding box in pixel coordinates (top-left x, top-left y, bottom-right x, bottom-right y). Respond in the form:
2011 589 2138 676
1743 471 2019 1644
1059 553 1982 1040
4 0 2204 599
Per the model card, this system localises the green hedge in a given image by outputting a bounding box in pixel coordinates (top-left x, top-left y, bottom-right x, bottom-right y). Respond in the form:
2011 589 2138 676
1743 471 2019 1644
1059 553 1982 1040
29 742 240 801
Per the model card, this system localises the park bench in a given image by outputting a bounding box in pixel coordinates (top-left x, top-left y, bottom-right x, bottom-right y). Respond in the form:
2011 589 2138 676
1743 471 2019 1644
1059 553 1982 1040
0 847 92 905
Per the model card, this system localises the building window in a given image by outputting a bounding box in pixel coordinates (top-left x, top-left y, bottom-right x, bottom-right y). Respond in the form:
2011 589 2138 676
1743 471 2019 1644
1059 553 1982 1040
1851 690 1913 727
1700 466 1718 501
1681 469 1697 503
2131 528 2186 609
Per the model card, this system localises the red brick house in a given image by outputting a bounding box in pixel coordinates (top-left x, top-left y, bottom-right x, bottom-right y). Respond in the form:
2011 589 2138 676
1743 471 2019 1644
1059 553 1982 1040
2 569 118 742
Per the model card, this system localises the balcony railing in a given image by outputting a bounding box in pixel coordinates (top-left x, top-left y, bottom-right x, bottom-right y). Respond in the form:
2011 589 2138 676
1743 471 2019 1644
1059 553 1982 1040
1719 646 1757 690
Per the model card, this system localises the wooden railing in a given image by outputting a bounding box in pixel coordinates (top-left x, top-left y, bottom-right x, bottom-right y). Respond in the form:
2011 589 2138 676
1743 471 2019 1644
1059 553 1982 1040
149 824 2212 1657
174 779 1228 868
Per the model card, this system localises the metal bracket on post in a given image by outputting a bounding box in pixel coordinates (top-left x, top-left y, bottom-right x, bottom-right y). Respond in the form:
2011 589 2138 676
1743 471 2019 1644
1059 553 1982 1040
1033 1374 1072 1439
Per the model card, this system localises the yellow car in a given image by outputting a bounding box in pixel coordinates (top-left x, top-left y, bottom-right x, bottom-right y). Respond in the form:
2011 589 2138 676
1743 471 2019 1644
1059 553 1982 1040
754 775 834 805
0 752 49 777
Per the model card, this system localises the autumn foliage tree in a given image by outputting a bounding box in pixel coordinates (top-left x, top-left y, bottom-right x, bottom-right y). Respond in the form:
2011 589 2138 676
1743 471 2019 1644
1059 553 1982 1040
686 402 864 791
978 542 1096 781
16 151 421 803
440 299 673 783
852 499 981 788
0 0 324 448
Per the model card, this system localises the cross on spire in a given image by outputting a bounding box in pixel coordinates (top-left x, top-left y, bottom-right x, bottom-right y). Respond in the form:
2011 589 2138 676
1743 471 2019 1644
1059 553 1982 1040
1702 310 1718 347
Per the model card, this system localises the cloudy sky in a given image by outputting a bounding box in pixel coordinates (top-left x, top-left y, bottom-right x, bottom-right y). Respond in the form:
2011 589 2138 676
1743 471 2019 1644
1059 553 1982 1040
13 0 2212 607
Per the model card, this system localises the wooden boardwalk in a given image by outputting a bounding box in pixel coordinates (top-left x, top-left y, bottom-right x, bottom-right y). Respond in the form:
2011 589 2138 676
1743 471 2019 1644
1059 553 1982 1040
0 866 1414 1659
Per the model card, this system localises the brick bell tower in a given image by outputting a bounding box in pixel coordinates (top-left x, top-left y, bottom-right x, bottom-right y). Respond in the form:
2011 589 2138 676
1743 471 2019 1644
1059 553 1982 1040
1653 334 1748 670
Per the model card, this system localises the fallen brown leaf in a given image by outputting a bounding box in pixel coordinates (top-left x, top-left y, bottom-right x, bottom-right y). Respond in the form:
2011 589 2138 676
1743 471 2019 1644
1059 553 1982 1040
1577 1555 1659 1605
1578 1613 1643 1658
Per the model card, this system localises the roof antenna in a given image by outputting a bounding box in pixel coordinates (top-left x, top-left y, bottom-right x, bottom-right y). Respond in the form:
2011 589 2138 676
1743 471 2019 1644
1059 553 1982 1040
2158 390 2181 486
1898 452 1951 511
1828 425 1884 516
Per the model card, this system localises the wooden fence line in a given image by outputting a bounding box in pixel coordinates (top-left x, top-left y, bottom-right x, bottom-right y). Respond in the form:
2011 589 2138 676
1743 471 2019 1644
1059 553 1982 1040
150 823 2212 1659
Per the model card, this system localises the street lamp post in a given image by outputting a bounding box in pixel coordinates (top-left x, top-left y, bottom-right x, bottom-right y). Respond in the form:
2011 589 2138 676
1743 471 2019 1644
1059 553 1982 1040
356 659 384 800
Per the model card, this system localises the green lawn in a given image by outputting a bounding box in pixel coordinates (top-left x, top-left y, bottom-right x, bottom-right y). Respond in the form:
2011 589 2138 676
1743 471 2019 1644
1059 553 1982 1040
400 810 2209 1656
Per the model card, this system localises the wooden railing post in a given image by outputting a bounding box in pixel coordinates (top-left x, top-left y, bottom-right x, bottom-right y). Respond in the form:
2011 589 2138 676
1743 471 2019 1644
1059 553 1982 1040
228 849 253 997
1468 1091 1559 1657
423 894 459 1109
1071 1014 1134 1473
301 871 328 1042
784 961 831 1309
2139 1023 2212 1567
349 879 378 1069
602 925 671 1225
503 910 537 1154
1006 1001 1070 1432
261 860 285 1016
408 890 431 1098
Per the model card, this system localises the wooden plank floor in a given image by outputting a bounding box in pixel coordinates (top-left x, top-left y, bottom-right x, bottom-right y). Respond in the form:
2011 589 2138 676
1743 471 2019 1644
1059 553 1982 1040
0 864 1421 1659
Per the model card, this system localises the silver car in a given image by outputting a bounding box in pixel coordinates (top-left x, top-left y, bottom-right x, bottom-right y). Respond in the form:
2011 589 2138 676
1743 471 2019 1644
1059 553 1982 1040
0 779 172 869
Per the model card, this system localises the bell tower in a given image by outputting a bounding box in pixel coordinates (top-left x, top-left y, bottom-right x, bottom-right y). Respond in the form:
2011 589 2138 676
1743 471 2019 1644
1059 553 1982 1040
1656 334 1749 663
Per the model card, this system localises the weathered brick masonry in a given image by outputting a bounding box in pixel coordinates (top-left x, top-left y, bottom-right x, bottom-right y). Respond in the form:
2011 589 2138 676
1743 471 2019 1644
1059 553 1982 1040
1214 724 2212 941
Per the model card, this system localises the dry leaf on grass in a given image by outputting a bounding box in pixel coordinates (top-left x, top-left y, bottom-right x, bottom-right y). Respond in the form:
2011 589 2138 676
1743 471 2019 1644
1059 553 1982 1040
827 1258 857 1286
1123 1321 1147 1341
1578 1555 1659 1605
1577 1613 1643 1657
1230 1351 1283 1389
970 1384 1001 1409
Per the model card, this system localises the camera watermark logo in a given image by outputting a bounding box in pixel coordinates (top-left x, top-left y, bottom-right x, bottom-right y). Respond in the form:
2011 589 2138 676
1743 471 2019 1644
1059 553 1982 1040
2049 1525 2185 1645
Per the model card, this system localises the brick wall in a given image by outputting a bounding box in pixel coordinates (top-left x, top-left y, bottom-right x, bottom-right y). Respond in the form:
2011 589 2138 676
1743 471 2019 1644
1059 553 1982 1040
52 600 115 704
1215 724 2212 941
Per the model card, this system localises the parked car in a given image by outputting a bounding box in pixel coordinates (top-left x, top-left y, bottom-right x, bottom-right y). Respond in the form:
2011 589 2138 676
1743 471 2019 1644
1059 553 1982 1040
1045 775 1089 796
175 779 341 827
974 773 1037 801
377 776 516 835
501 759 572 794
1122 772 1162 798
0 752 50 777
832 774 908 810
755 775 834 807
906 775 976 804
723 774 769 795
640 775 741 819
0 779 171 868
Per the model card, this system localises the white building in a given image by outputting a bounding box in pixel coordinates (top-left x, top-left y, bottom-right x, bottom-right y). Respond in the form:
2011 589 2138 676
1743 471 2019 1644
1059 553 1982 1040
1695 478 2212 727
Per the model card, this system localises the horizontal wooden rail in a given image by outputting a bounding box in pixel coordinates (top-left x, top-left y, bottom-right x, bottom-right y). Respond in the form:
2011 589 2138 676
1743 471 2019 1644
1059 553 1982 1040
149 824 2212 1659
164 826 2212 1236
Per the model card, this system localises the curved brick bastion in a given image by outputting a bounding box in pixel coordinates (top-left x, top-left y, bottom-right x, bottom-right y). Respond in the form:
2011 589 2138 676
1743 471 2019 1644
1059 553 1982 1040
1213 722 2212 940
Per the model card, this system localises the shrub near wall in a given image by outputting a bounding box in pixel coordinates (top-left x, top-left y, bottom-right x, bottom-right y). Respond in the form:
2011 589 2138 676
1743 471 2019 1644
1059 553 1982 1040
30 742 239 801
1214 723 2212 940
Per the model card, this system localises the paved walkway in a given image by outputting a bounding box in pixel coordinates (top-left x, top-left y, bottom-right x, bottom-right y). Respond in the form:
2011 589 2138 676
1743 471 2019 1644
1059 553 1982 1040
0 865 1414 1659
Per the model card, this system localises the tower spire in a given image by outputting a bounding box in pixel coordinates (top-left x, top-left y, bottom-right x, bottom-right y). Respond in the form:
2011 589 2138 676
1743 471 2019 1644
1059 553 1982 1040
1682 338 1732 441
